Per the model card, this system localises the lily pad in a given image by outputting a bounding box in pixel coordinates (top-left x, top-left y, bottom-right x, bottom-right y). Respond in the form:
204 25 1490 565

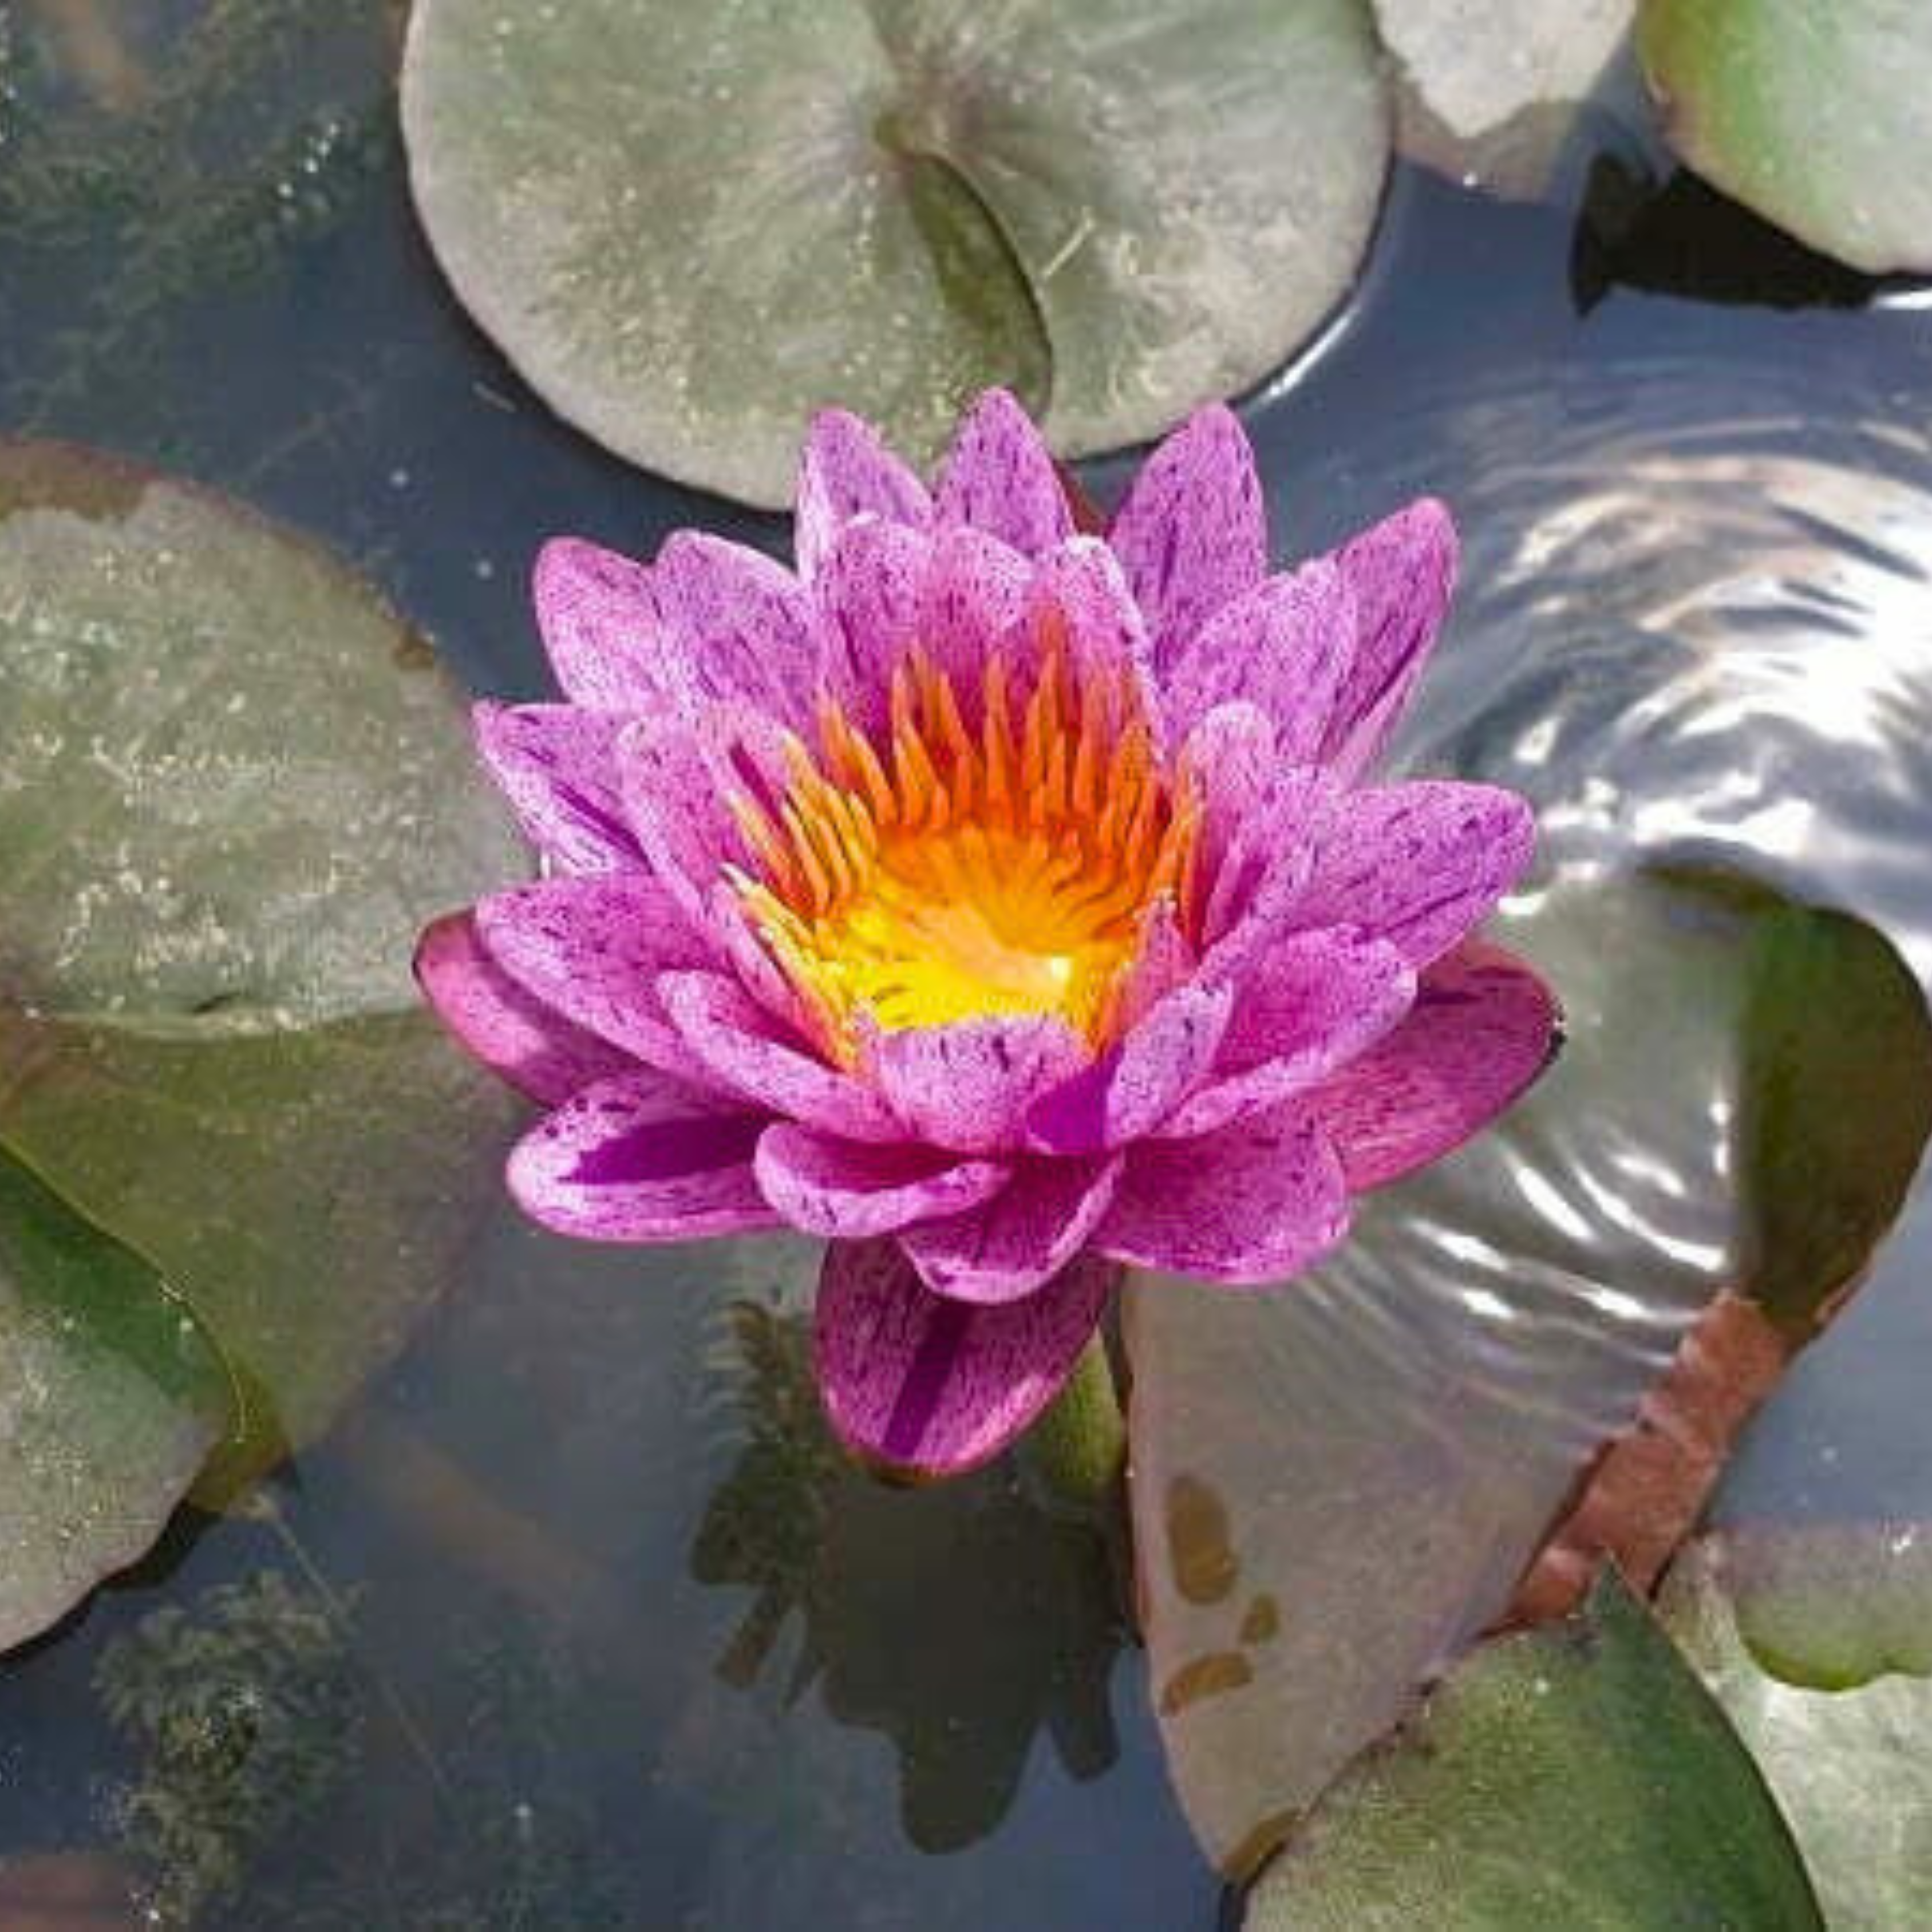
0 1146 231 1652
1244 1570 1822 1927
0 441 524 1503
400 0 1391 506
1639 0 1932 274
1662 1528 1932 1926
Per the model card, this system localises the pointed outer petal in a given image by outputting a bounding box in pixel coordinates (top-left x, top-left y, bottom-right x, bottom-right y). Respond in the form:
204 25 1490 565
1099 1107 1350 1285
813 1239 1118 1478
900 1153 1122 1303
934 389 1074 558
1025 537 1163 745
1199 765 1340 980
1309 941 1560 1192
1299 780 1536 969
811 514 930 735
863 1014 1091 1155
474 875 724 1087
1159 557 1358 759
645 531 816 728
754 1122 1009 1239
1176 701 1280 929
659 970 904 1143
414 909 634 1105
1027 982 1234 1155
508 1072 776 1242
795 408 931 580
1108 405 1266 670
1164 930 1417 1140
916 524 1032 697
532 537 662 709
472 702 639 874
1322 497 1459 781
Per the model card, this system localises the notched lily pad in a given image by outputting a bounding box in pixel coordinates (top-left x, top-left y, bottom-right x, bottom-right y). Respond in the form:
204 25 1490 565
0 441 524 1508
401 0 1391 505
1640 0 1932 274
1245 1569 1823 1928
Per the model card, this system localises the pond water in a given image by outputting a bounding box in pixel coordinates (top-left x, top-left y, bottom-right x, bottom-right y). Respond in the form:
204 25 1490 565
2 7 1931 1927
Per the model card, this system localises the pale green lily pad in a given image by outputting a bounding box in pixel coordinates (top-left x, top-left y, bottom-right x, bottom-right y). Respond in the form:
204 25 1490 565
0 1145 231 1651
1662 1529 1932 1927
0 442 524 1504
400 0 1390 507
1640 0 1932 274
1245 1571 1822 1928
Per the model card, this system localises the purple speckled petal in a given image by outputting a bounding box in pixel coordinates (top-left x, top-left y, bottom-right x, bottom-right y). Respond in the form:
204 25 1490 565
1028 982 1233 1153
1322 498 1459 780
414 909 634 1105
795 408 931 579
812 514 929 736
934 389 1073 558
1193 749 1337 976
754 1122 1009 1239
473 703 637 874
508 1072 776 1241
1097 1105 1350 1285
475 875 720 1086
1024 538 1163 741
864 1014 1091 1154
1298 780 1535 967
1177 701 1278 924
1166 929 1416 1139
661 970 903 1142
814 1239 1117 1476
917 524 1032 697
1112 899 1196 1033
646 532 816 729
1160 558 1357 758
899 1153 1121 1303
1309 941 1559 1191
532 539 663 710
1109 405 1266 670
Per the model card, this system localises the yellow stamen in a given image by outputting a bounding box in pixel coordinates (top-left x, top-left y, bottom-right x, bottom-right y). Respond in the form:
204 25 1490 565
732 620 1199 1064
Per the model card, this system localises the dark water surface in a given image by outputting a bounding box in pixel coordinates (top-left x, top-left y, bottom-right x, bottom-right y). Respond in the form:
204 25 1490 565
2 9 1930 1926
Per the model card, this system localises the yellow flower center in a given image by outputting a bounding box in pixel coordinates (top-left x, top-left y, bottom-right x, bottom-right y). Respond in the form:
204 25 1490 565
728 616 1199 1064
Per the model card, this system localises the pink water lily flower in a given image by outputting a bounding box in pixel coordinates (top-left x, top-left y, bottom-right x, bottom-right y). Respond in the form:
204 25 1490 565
417 392 1556 1477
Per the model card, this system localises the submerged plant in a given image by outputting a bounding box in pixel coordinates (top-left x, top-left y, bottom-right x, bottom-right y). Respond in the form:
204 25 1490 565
418 392 1555 1476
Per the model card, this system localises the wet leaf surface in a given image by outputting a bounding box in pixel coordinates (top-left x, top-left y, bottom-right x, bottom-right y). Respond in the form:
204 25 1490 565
400 0 1390 505
0 442 524 1508
1641 0 1932 273
1245 1570 1822 1929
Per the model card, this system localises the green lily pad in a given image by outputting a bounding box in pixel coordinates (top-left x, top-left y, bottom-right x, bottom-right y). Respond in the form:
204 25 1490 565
0 1145 231 1650
1244 1570 1823 1927
400 0 1391 507
1639 0 1932 274
1662 1528 1932 1926
0 441 524 1505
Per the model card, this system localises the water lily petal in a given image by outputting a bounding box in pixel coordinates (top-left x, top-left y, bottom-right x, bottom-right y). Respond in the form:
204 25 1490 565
1024 537 1163 740
899 1153 1121 1303
813 1239 1117 1476
1161 557 1357 758
475 875 720 1084
532 537 662 710
1309 940 1559 1190
812 513 930 736
414 909 633 1105
1323 497 1458 780
1167 929 1416 1138
917 523 1032 697
754 1122 1009 1238
1198 758 1338 975
646 531 817 728
864 1013 1090 1153
661 970 903 1142
1097 1107 1349 1284
1109 404 1266 669
508 1072 775 1240
935 389 1073 557
1028 982 1234 1153
1299 780 1535 966
795 408 931 579
472 702 638 874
